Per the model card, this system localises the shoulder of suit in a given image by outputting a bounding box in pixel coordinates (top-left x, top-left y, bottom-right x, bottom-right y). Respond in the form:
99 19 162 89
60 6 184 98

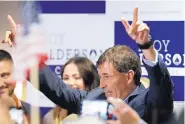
86 87 105 100
89 87 103 92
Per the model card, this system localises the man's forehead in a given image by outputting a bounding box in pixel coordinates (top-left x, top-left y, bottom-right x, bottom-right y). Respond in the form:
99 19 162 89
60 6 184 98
98 61 116 74
0 60 13 73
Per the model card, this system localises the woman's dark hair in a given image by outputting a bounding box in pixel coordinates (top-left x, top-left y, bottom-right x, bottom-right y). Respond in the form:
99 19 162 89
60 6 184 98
61 57 100 91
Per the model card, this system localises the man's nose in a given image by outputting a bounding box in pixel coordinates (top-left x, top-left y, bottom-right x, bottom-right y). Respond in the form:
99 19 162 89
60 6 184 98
100 80 106 89
0 80 6 88
67 79 76 87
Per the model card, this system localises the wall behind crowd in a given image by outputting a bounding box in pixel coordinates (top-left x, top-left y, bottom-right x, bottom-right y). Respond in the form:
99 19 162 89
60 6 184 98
0 1 184 116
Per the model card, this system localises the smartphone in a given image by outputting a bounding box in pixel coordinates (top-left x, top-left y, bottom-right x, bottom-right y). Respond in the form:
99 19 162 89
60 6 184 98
80 100 116 120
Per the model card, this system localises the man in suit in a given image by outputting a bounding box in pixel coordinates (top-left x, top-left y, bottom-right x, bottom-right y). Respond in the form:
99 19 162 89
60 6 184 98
35 8 173 123
5 8 173 123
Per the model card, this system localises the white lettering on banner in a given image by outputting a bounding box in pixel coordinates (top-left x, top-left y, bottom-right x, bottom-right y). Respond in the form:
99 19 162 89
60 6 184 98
173 54 182 66
55 66 61 75
139 39 184 65
137 40 170 52
165 53 171 66
141 67 185 76
154 40 162 51
162 40 170 52
153 40 170 52
138 39 184 76
139 53 185 67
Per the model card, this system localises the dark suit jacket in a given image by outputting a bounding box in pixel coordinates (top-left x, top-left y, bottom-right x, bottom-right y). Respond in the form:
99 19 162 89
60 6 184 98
38 56 173 123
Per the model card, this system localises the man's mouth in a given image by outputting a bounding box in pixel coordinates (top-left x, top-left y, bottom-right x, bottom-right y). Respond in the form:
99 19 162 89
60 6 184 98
105 91 112 97
0 89 7 96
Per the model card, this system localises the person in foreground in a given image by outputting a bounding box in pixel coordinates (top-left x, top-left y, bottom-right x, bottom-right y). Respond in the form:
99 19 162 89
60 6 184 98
62 97 147 124
107 97 147 124
5 7 173 123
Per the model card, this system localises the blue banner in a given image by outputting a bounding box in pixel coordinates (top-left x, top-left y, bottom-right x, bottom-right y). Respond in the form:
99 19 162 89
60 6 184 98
38 1 105 14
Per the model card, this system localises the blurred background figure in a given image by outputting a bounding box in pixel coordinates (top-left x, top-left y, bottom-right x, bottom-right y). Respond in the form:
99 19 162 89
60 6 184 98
43 57 100 124
63 116 105 124
0 49 29 124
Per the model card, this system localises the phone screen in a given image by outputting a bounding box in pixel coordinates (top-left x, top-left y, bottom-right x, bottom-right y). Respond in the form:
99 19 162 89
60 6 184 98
81 100 108 120
81 100 116 120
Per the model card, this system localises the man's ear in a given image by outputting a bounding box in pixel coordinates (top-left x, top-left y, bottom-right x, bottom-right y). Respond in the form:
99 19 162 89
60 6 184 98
127 70 135 84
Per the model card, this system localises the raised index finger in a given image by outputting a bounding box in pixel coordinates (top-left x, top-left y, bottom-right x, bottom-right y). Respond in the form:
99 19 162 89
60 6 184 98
132 7 138 24
7 15 17 34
